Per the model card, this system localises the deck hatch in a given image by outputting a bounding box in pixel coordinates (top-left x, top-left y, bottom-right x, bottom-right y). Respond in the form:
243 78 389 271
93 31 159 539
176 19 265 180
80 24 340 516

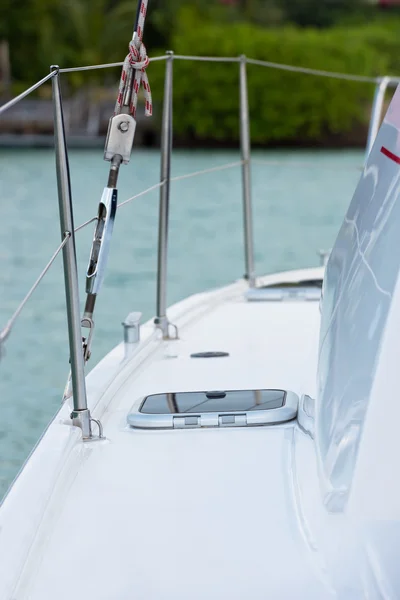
140 389 285 414
245 279 322 302
127 389 298 429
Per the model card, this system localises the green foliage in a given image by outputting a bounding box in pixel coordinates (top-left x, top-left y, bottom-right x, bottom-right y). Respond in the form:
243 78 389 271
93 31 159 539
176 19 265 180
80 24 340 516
147 10 392 144
280 0 368 28
0 0 136 86
337 16 400 75
0 0 379 86
2 0 400 144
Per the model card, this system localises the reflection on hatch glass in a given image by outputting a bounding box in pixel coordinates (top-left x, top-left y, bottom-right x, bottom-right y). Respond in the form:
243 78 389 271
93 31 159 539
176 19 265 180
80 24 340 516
140 389 286 414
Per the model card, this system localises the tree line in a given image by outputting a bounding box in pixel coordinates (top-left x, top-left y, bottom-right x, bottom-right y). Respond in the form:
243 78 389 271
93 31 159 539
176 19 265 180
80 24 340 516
1 0 399 145
0 0 384 87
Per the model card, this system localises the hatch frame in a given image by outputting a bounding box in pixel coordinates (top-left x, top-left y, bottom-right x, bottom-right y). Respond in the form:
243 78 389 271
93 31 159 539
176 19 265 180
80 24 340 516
127 389 299 429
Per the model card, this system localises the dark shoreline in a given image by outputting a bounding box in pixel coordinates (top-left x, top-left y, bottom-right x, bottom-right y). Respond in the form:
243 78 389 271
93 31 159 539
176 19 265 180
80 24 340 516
0 132 368 150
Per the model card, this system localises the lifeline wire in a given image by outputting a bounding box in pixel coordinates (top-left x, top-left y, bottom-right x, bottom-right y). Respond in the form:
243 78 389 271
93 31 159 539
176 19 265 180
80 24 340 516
0 233 70 349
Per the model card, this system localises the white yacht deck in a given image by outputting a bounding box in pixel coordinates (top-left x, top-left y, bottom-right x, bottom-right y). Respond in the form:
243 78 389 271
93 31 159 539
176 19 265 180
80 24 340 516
0 268 329 599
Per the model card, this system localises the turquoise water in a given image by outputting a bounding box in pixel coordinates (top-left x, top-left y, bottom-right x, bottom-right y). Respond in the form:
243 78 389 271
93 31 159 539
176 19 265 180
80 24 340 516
0 147 361 498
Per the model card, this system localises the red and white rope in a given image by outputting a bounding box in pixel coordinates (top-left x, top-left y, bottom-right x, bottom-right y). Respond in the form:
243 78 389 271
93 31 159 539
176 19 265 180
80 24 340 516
114 0 152 118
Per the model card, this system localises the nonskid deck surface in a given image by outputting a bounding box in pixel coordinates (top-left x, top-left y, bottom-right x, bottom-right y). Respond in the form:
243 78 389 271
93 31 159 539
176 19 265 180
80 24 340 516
0 269 330 599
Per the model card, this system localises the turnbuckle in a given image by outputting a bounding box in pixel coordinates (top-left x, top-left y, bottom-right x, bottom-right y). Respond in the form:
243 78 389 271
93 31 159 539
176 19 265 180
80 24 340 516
83 185 118 341
81 106 137 361
86 186 118 297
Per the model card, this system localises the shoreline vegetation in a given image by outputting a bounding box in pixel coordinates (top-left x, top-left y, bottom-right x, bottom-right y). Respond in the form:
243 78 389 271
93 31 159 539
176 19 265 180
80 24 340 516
1 4 400 147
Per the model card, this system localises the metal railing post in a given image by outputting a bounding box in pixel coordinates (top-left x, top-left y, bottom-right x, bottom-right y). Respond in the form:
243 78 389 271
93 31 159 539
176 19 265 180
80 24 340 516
239 55 255 287
365 76 391 161
51 66 92 439
155 51 174 338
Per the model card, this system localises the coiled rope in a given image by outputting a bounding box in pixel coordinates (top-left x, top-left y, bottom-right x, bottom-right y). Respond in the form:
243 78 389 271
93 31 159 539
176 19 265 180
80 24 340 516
114 0 152 118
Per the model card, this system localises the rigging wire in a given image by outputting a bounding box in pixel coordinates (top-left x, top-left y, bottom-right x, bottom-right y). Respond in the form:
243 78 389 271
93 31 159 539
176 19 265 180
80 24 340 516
0 233 70 353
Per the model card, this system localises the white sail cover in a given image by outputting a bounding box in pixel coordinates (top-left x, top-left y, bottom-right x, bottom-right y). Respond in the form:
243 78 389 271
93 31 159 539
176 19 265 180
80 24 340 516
316 85 400 593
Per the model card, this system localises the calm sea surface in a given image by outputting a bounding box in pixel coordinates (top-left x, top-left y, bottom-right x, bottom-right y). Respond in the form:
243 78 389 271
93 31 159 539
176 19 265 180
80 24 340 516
0 147 361 498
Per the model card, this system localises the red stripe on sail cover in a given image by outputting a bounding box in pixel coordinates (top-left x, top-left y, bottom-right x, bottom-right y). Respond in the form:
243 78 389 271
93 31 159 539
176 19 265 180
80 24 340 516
381 146 400 165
